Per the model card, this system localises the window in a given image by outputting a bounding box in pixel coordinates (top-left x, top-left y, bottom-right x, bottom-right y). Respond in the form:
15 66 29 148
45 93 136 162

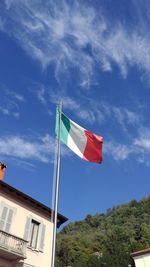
29 220 39 249
24 217 46 251
0 204 14 232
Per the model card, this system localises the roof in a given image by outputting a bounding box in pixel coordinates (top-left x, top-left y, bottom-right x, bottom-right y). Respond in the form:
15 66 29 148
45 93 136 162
0 180 68 227
131 248 150 258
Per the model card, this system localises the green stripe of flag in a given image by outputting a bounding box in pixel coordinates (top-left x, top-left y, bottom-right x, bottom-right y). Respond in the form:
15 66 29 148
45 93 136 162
61 113 70 144
55 109 71 145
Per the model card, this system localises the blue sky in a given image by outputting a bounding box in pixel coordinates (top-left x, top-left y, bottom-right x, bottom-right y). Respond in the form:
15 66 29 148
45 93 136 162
0 0 150 224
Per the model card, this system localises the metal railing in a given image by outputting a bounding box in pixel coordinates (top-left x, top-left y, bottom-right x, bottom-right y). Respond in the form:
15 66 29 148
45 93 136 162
0 229 27 259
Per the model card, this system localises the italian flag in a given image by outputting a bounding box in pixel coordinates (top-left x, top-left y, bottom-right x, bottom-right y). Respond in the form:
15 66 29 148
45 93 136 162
56 110 103 164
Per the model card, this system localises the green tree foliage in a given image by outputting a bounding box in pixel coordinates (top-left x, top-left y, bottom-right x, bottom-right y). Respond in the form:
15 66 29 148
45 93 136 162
56 197 150 267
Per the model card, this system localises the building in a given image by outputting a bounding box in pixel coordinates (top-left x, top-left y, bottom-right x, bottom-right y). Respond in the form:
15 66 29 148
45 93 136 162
131 248 150 267
0 180 68 267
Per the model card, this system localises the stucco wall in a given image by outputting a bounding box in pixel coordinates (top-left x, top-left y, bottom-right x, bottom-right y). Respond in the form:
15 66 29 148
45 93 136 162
0 258 12 267
0 193 53 267
133 253 150 267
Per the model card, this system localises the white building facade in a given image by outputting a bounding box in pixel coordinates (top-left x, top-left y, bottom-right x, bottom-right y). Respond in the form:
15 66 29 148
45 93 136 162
0 181 67 267
131 248 150 267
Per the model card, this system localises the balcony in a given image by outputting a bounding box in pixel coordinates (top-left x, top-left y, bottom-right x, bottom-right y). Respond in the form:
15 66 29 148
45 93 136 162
0 229 28 260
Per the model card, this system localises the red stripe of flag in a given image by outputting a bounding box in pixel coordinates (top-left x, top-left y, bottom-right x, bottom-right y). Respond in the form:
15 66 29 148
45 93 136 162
83 130 103 163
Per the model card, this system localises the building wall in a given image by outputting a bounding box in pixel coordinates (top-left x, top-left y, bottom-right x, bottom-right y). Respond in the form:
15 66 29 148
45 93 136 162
0 192 53 267
133 254 150 267
0 258 12 267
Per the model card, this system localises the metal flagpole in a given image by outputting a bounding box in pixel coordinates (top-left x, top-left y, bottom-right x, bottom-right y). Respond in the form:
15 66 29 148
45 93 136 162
51 102 62 267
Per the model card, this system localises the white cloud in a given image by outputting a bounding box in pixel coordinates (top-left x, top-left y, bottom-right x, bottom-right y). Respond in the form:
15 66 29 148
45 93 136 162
12 93 25 102
0 107 20 118
4 0 13 10
111 105 142 130
0 85 25 118
104 141 132 161
0 134 69 163
61 97 80 111
49 94 97 124
28 86 97 122
12 112 20 118
103 126 150 165
104 139 145 163
0 135 51 163
1 0 150 87
49 92 142 129
84 100 143 129
36 87 47 106
135 138 150 151
0 107 9 115
133 128 150 151
2 129 150 166
77 110 96 123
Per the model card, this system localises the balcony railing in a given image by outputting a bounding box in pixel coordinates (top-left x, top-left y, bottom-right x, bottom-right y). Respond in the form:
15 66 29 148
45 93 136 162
0 229 28 260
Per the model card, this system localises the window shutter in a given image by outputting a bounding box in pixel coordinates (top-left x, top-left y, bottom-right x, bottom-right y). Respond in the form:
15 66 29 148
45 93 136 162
0 206 14 232
0 206 8 230
38 224 46 252
5 209 13 232
24 217 32 241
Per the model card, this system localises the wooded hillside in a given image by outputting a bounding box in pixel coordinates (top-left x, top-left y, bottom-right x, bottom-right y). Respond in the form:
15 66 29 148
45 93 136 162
56 197 150 267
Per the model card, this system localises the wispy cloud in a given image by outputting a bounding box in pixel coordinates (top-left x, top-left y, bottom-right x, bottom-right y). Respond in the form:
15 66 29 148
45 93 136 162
52 95 97 124
133 127 150 152
0 107 9 115
1 0 150 167
1 128 150 166
0 84 25 117
110 105 142 131
0 105 20 118
12 92 25 102
49 92 143 129
0 135 52 163
0 134 69 164
104 126 150 166
82 99 143 130
1 0 150 87
36 87 47 106
104 141 132 161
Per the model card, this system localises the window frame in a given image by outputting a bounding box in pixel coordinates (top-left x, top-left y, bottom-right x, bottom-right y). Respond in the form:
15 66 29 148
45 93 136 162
29 219 40 249
24 215 46 252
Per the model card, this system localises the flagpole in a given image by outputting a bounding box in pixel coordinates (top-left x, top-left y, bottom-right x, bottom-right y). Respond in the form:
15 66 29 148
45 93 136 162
51 102 62 267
